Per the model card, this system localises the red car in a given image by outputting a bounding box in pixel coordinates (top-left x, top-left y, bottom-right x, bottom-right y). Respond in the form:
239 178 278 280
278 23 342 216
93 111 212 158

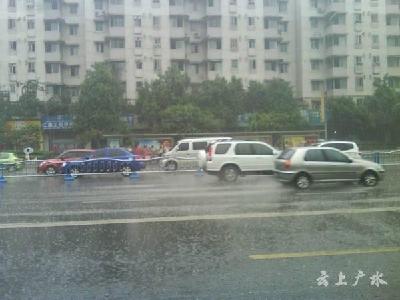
37 149 94 175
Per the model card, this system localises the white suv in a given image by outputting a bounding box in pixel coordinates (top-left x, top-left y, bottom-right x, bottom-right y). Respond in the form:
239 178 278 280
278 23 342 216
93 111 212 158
317 141 361 159
200 140 280 182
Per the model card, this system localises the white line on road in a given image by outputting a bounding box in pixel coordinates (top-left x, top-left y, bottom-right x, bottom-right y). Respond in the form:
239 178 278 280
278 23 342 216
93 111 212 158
0 206 399 229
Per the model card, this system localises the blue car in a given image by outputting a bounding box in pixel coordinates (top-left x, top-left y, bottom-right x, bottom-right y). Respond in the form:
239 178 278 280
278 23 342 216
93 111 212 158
62 148 145 177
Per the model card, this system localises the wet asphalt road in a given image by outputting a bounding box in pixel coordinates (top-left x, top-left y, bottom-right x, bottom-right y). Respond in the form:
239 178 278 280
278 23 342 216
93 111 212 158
0 168 400 299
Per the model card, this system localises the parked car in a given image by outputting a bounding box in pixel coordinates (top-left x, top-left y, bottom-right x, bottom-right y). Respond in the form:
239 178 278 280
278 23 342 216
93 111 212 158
0 152 22 172
274 147 385 189
317 141 361 159
62 147 145 177
37 149 94 175
200 140 280 182
161 137 232 171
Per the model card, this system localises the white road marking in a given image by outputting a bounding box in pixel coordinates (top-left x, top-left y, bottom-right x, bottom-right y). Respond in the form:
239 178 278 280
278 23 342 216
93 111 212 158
0 206 399 229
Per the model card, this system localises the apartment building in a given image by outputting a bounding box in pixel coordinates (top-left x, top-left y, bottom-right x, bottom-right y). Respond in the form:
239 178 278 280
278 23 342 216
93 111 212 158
0 0 399 106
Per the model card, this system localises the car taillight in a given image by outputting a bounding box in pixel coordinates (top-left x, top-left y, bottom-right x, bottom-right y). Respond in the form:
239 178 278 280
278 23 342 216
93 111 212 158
283 160 291 170
207 147 213 161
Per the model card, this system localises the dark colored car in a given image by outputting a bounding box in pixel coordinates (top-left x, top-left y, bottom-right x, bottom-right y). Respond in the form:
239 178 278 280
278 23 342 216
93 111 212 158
62 147 145 177
37 149 94 175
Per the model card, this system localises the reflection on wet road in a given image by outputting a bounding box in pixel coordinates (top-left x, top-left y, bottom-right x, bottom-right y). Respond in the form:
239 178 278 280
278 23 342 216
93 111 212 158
0 167 399 299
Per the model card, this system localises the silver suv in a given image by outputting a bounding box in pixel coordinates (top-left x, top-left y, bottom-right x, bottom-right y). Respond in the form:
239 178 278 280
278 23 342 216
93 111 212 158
274 147 384 189
200 140 279 182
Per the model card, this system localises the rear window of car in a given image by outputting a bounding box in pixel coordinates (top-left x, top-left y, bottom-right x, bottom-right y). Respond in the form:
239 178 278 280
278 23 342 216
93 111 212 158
193 141 208 151
215 143 231 154
323 143 354 151
304 149 326 161
278 149 296 160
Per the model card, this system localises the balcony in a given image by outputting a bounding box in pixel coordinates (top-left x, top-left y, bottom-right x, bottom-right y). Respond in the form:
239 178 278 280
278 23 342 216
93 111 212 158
207 27 222 39
63 34 81 45
169 4 185 15
44 30 62 41
107 48 126 61
207 49 223 60
109 4 124 15
153 47 162 56
373 65 382 74
324 1 346 15
264 70 279 80
63 15 80 24
325 45 348 56
107 26 126 37
188 11 206 21
325 24 347 35
63 75 81 86
386 25 400 36
190 31 204 42
247 48 257 57
263 5 279 16
170 27 186 38
386 2 400 13
387 65 400 76
354 64 363 74
229 4 237 13
45 73 63 84
264 27 281 38
207 4 221 16
326 67 348 77
264 48 281 60
188 51 205 63
45 51 63 61
170 48 187 60
387 47 400 56
44 9 62 19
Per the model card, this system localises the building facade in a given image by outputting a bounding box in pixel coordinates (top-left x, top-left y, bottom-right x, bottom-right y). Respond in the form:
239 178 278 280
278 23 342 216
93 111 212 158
0 0 399 105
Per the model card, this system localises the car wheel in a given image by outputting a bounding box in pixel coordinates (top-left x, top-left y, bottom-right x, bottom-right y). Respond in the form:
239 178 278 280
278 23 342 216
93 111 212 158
165 161 177 171
70 167 80 178
121 166 132 177
295 173 311 189
221 165 239 182
45 166 56 175
362 171 378 187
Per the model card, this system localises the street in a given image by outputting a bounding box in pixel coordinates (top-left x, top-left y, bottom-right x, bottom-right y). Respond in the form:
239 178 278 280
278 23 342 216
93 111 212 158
0 168 399 299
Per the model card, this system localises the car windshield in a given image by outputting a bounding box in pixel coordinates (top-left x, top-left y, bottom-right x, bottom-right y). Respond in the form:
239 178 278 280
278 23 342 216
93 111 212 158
1 1 399 299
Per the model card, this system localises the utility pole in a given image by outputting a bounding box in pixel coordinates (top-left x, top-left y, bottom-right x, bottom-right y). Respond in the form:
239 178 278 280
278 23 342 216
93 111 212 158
320 91 328 140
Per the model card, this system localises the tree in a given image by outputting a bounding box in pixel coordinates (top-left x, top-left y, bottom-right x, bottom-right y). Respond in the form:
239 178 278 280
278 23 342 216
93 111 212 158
3 124 42 151
193 77 244 130
135 67 191 131
73 63 127 147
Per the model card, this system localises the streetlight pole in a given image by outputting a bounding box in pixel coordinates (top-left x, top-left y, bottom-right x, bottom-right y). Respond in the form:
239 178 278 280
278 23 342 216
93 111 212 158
321 91 328 140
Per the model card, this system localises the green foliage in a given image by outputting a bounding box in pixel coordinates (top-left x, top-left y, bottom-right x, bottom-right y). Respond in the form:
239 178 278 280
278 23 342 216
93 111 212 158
3 124 42 151
73 62 127 146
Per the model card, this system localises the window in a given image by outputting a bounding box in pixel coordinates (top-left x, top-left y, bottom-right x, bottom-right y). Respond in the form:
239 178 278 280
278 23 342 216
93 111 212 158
279 63 288 73
110 0 123 4
45 63 60 74
355 77 364 91
95 42 104 53
248 17 255 27
9 63 17 74
371 13 378 23
110 38 125 48
230 38 238 51
311 60 322 70
208 0 214 7
280 43 288 52
9 41 17 51
304 149 325 161
69 25 78 35
209 39 221 50
45 21 59 31
45 42 58 53
252 144 273 155
70 66 79 77
265 60 277 71
8 0 16 8
191 44 199 53
311 38 322 49
28 41 35 52
135 37 142 48
235 143 253 155
49 0 59 9
134 16 142 27
193 142 208 151
323 143 354 151
94 0 103 9
230 16 238 29
153 16 160 29
93 149 107 158
355 56 363 66
387 36 400 47
136 60 143 69
69 46 79 56
8 19 16 30
248 0 255 8
372 35 379 48
152 0 160 6
136 81 143 89
27 20 35 30
373 56 381 66
133 0 141 6
178 143 189 151
311 80 324 91
231 59 238 69
208 17 221 27
249 59 257 71
387 56 400 67
248 39 256 49
354 13 362 24
69 4 78 14
95 21 104 31
154 59 161 71
111 16 124 27
278 149 296 160
310 18 319 28
265 39 278 49
323 149 350 163
171 39 184 49
215 144 231 155
154 37 161 48
327 78 347 90
355 34 363 47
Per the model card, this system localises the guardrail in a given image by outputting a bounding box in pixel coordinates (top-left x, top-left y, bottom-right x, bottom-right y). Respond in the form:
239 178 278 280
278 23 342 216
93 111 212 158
361 150 400 165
